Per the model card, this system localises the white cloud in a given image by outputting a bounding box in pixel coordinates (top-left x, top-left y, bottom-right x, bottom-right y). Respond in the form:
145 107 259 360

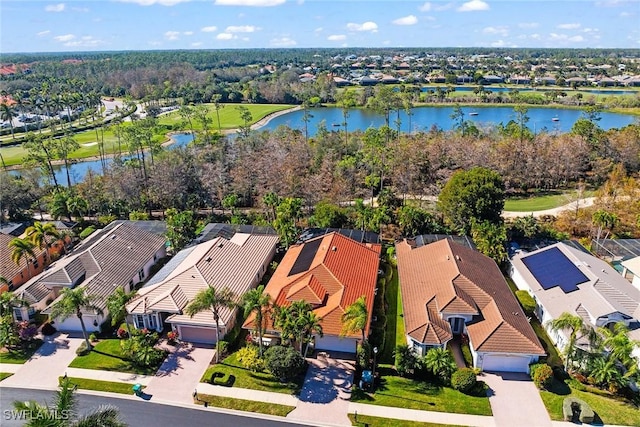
435 2 453 11
184 31 194 36
346 21 378 32
619 11 630 17
217 33 236 40
54 34 75 42
64 36 104 48
569 35 585 42
116 0 190 5
549 33 585 43
518 22 539 29
201 26 218 32
45 3 65 12
483 26 508 37
418 2 431 12
314 27 323 33
270 37 297 47
191 42 203 47
393 15 418 26
327 34 346 41
37 30 51 37
457 0 489 12
557 23 581 30
165 31 180 40
225 25 259 33
214 0 285 6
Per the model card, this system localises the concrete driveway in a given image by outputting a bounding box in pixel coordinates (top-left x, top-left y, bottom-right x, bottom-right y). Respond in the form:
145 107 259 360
482 372 552 427
1 333 83 389
287 353 355 426
142 342 216 404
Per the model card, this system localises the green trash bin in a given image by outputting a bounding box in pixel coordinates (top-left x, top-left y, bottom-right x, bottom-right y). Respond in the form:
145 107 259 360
132 383 142 396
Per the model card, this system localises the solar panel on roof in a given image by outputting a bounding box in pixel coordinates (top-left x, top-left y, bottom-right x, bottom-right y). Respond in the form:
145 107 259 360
522 247 589 293
289 238 322 276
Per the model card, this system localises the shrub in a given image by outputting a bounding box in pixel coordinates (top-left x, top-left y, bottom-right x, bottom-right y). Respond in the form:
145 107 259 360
515 290 536 316
79 226 96 239
451 368 477 393
167 330 178 342
236 345 265 372
217 340 229 358
116 328 129 339
530 363 554 389
17 321 38 341
89 333 98 343
76 341 91 356
566 378 586 391
264 345 306 382
41 322 57 336
461 343 473 367
394 344 419 377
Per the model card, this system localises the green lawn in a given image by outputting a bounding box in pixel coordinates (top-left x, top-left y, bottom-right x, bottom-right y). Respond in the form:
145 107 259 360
158 103 294 131
351 368 492 416
0 373 14 381
62 376 141 395
200 352 304 395
195 394 294 417
0 340 43 364
504 190 594 212
349 414 461 427
68 339 163 375
380 266 402 364
539 379 640 426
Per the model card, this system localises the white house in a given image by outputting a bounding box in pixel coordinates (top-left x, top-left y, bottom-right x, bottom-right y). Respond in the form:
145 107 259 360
396 238 545 373
31 221 166 332
621 256 640 292
126 229 278 344
510 242 640 367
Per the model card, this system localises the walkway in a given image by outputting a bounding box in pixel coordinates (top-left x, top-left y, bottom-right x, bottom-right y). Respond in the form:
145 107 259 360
1 333 83 389
65 367 154 385
448 338 467 368
482 372 552 427
286 354 354 426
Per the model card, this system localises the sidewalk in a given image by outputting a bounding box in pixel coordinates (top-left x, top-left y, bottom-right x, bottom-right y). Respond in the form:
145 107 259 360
0 364 22 373
196 383 298 406
65 367 154 385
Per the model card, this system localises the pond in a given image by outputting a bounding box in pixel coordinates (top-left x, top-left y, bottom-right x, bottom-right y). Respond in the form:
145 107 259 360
260 106 638 136
420 86 639 95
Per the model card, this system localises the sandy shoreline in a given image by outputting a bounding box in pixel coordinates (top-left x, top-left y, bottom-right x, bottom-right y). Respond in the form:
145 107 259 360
4 105 302 171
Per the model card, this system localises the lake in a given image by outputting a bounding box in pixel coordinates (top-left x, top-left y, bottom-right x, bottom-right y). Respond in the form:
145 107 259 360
260 106 638 135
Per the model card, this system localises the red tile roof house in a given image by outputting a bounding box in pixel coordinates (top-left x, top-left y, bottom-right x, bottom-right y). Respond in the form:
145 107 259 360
30 222 166 332
396 239 545 373
127 232 278 344
244 232 382 354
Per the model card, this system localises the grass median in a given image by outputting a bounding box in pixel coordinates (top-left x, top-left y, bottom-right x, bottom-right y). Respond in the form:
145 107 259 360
349 414 462 427
0 373 14 381
60 376 141 395
194 394 294 417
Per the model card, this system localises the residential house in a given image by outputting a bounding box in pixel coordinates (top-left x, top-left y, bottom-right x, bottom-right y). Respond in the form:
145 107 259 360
510 242 640 366
1 233 50 293
126 230 278 344
396 238 545 373
15 222 166 330
245 232 382 353
621 256 640 292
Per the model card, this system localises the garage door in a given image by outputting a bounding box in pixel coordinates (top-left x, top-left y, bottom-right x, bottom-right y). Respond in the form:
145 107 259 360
482 354 531 373
178 326 216 344
315 335 357 353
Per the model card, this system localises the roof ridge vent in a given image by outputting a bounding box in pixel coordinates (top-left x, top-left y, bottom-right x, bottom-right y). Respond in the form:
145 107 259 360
455 255 460 261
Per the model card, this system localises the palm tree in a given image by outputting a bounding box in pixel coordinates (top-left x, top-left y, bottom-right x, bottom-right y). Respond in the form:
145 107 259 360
106 286 135 337
299 309 323 356
599 322 639 379
548 312 598 371
589 356 626 392
273 300 323 355
0 291 27 317
242 285 271 356
424 347 457 382
13 377 126 427
0 103 16 140
341 295 368 343
49 287 103 351
26 221 60 252
9 238 36 280
185 286 236 363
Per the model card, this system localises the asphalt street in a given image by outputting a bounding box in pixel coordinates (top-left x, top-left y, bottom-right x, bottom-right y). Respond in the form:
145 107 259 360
0 387 306 427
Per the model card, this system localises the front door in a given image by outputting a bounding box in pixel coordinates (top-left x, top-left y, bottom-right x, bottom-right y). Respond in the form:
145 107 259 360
451 317 464 334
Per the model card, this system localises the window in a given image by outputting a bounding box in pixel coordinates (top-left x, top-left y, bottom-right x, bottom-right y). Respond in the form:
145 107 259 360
149 315 157 330
13 308 23 321
135 314 145 329
32 260 39 269
138 269 144 281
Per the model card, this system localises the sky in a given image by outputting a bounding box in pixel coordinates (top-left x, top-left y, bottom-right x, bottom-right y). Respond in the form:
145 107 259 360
1 0 639 53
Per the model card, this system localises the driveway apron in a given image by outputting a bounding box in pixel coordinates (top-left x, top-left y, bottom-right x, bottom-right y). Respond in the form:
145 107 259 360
1 333 83 389
287 354 354 427
142 342 216 404
482 372 552 427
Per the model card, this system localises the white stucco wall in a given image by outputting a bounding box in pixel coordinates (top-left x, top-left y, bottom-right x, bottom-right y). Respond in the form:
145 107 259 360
53 314 103 333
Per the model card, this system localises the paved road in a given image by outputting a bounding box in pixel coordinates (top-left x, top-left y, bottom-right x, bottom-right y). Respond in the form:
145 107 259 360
0 387 305 427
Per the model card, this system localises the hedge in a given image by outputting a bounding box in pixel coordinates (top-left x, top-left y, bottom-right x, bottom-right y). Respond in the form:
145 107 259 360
515 290 536 317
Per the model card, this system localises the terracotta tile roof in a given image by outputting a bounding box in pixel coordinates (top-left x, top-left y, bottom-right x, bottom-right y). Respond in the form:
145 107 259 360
249 232 382 338
396 239 544 355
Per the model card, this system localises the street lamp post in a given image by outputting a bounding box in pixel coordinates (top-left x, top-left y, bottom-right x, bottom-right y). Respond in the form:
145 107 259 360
372 346 378 388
